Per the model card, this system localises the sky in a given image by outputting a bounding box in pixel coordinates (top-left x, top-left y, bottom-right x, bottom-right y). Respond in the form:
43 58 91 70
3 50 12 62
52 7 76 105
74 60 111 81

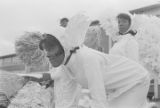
0 0 158 56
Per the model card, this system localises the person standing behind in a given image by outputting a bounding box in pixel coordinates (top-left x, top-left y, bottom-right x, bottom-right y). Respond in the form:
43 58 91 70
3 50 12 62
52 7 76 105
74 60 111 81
109 13 139 62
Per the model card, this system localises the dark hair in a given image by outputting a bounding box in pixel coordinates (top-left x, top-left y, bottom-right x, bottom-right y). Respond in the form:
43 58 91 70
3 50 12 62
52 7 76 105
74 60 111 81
89 20 100 26
60 18 69 22
39 34 65 54
0 105 7 108
117 13 131 25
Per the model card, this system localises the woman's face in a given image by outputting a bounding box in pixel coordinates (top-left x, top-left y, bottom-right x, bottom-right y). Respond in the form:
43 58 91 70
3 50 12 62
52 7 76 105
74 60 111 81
118 18 130 34
45 46 65 67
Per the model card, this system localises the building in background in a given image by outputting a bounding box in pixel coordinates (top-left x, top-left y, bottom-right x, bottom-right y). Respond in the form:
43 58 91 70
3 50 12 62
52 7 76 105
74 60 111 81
130 3 160 16
0 54 25 72
0 54 49 72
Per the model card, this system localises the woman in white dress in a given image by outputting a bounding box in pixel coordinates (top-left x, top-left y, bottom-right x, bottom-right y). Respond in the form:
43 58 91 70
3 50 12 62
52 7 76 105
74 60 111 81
109 13 139 62
39 14 150 108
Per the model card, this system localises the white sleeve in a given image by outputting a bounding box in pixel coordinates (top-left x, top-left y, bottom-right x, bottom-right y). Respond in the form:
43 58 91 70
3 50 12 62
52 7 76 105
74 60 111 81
83 56 108 108
125 39 139 62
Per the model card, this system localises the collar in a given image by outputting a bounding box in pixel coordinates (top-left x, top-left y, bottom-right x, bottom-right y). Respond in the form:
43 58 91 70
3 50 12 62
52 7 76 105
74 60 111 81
119 30 137 36
63 46 80 65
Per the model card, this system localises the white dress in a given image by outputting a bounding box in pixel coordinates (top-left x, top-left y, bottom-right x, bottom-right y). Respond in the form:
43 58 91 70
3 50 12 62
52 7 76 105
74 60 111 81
65 45 149 108
109 34 139 62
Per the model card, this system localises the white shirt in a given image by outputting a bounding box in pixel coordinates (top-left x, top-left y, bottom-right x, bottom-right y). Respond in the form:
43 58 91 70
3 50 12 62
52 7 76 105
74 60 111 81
109 34 139 62
65 46 148 108
50 67 82 108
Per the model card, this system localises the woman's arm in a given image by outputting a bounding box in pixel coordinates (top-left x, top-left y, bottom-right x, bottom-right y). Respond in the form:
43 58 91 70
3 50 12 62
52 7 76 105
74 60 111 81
83 55 108 108
23 73 53 88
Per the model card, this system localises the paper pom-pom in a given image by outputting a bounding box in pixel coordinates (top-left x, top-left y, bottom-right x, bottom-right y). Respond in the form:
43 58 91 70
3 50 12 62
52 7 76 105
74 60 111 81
8 82 54 108
133 15 160 75
15 32 48 67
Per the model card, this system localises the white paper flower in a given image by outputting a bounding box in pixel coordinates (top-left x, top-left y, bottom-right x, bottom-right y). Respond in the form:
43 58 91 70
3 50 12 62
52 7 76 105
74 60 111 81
99 10 119 38
134 14 160 74
15 32 48 67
